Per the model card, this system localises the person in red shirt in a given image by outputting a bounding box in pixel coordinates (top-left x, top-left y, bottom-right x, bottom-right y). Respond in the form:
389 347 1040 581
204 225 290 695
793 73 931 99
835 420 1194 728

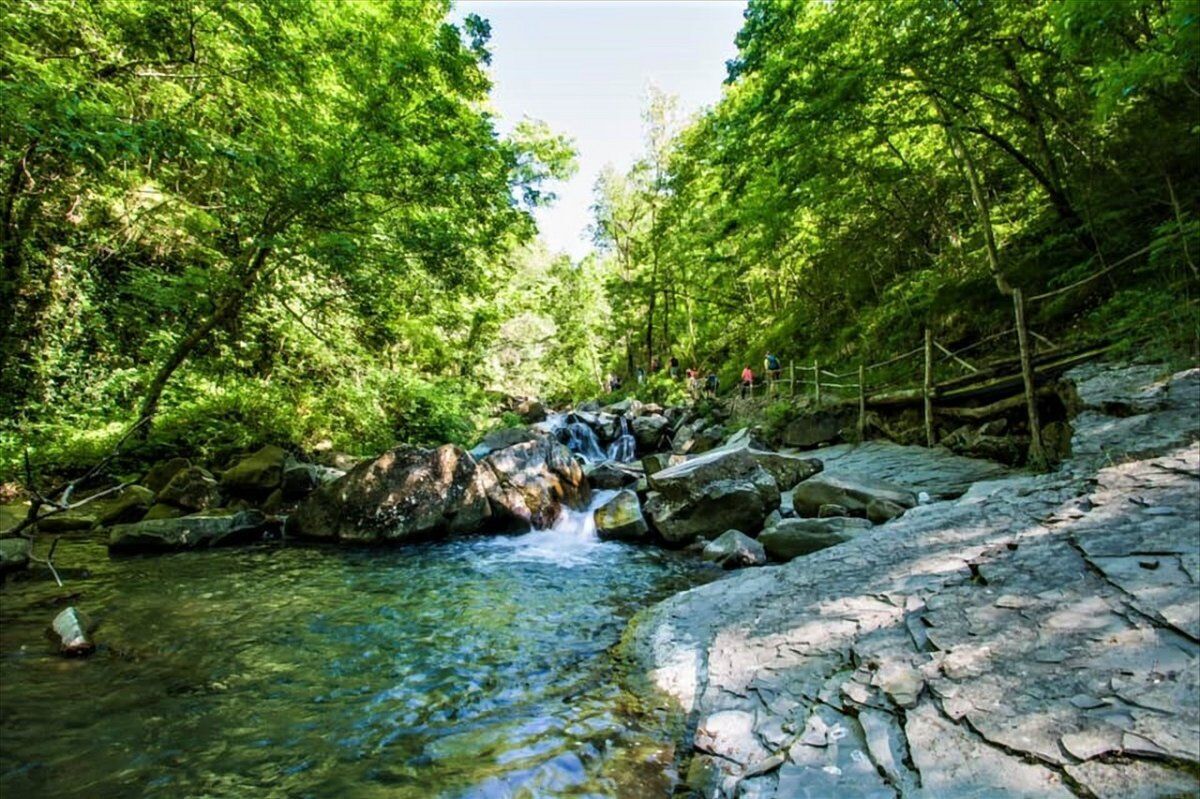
741 365 754 398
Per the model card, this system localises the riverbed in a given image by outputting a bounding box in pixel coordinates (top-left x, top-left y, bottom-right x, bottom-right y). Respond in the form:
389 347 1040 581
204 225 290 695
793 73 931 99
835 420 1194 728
0 501 718 798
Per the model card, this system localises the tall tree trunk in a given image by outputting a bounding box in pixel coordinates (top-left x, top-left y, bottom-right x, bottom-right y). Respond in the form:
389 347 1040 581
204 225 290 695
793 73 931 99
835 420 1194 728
136 246 272 433
645 275 656 367
930 92 1012 296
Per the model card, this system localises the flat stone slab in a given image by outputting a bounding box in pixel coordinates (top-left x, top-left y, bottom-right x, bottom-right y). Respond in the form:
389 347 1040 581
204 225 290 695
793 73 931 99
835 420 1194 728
622 366 1200 798
809 440 1010 499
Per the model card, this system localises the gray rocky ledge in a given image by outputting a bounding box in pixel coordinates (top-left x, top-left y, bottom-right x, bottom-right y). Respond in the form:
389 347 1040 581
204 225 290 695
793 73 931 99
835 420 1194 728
622 365 1200 798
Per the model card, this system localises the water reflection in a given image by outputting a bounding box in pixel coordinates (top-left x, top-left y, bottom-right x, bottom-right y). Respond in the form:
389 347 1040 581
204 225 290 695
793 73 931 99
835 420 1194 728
0 528 715 798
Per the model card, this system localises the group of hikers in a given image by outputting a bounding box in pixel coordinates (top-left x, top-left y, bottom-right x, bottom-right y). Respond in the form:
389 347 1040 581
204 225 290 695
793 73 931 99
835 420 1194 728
604 350 786 400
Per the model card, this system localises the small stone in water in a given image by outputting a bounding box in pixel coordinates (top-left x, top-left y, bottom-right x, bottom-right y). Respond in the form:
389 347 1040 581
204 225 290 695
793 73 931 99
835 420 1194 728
51 606 94 657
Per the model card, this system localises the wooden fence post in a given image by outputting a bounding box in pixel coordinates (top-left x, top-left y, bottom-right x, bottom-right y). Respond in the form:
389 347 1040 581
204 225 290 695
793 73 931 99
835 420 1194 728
790 360 796 398
923 328 935 447
1013 288 1047 469
813 359 821 405
857 363 866 441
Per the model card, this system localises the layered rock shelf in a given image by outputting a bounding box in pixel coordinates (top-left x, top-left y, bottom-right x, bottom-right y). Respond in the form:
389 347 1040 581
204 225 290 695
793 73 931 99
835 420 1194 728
621 364 1200 798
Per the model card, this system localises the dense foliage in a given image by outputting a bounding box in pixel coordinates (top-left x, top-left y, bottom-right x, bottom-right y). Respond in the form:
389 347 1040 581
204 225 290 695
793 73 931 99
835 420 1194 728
1 0 573 475
4 0 1198 479
588 0 1199 392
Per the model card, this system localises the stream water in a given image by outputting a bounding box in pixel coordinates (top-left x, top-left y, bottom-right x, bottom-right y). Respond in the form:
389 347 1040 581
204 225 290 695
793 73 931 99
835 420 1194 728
0 466 717 798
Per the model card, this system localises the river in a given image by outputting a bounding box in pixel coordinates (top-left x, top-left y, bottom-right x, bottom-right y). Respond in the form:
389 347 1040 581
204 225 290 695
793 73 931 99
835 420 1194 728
0 482 718 798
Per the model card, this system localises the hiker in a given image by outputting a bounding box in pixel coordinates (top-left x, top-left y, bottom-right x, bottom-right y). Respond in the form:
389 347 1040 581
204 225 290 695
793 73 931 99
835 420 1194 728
686 366 700 396
636 366 646 384
740 365 754 398
705 372 719 396
669 355 680 379
607 373 621 393
765 351 782 382
650 356 661 373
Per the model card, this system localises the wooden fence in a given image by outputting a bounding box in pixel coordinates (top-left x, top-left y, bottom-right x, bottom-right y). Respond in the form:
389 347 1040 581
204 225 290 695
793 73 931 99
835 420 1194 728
733 235 1195 469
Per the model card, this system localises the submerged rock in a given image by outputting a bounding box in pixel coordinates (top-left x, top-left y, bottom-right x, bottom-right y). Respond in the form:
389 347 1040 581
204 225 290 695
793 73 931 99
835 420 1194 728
35 510 97 533
758 516 874 560
594 490 649 542
481 437 589 530
0 537 31 574
286 444 492 543
109 510 270 553
702 530 766 569
51 607 94 656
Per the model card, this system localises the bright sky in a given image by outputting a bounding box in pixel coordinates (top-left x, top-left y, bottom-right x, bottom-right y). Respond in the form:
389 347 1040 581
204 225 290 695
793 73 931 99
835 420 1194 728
453 0 747 259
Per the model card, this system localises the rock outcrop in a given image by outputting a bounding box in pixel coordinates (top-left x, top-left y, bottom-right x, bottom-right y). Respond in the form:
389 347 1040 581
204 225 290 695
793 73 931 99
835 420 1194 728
620 364 1200 799
286 444 491 542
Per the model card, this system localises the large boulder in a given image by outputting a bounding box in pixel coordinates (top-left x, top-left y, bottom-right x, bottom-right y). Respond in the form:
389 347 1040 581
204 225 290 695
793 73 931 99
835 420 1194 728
156 466 220 511
142 457 190 494
758 516 874 560
470 427 538 460
108 510 270 553
632 413 670 451
649 439 822 497
702 530 767 569
96 485 155 525
584 461 642 490
644 480 777 544
781 408 856 448
220 445 288 498
642 452 686 477
280 461 345 501
643 440 822 544
514 398 548 423
791 473 917 518
481 437 589 530
593 490 650 541
0 538 31 575
603 398 641 416
286 445 492 542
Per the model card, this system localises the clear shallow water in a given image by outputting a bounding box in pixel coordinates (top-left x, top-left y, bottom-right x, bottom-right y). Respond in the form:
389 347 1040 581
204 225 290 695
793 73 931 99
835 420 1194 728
0 505 716 799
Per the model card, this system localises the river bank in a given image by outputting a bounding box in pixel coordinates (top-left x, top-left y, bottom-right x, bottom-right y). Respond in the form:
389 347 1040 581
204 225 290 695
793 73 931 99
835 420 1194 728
621 362 1200 798
1 362 1196 798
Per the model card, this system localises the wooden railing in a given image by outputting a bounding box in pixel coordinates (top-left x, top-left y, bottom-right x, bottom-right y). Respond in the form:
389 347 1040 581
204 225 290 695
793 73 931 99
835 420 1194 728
732 235 1196 469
